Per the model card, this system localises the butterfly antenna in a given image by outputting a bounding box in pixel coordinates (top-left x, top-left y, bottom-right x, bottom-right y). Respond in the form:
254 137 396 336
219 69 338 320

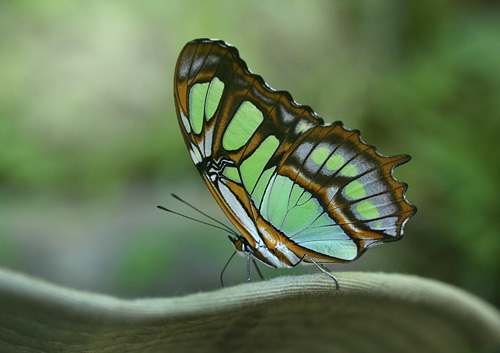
157 205 238 236
170 193 237 235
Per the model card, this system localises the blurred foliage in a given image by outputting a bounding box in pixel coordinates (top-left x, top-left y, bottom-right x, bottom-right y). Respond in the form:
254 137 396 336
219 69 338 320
0 1 499 306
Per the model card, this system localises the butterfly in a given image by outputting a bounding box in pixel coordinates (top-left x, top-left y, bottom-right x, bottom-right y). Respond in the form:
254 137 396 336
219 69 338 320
173 38 416 284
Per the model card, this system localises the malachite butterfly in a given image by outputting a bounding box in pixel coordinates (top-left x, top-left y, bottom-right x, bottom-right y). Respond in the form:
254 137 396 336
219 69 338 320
174 38 416 279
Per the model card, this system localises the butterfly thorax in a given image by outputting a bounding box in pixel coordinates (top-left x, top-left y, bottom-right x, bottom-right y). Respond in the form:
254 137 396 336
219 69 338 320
228 233 302 269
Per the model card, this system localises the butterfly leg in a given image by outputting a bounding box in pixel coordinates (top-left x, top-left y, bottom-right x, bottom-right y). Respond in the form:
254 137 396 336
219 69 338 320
246 253 252 282
294 255 339 289
252 259 265 281
220 251 238 287
246 255 265 282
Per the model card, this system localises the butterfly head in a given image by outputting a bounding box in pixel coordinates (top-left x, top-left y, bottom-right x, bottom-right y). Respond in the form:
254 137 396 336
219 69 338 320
228 235 254 257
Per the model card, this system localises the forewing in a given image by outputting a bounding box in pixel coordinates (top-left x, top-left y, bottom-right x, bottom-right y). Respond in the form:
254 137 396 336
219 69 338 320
174 39 323 236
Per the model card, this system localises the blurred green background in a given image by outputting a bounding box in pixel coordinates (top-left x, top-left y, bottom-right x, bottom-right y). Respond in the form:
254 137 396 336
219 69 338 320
1 1 499 306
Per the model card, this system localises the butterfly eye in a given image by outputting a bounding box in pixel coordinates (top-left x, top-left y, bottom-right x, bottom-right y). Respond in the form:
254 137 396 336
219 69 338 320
228 236 244 252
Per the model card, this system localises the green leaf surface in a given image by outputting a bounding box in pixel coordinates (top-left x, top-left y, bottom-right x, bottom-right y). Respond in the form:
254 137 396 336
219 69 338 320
0 268 499 353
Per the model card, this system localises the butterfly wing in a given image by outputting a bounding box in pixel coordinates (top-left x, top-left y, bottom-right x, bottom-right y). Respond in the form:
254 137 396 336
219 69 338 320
257 124 415 262
174 38 416 265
